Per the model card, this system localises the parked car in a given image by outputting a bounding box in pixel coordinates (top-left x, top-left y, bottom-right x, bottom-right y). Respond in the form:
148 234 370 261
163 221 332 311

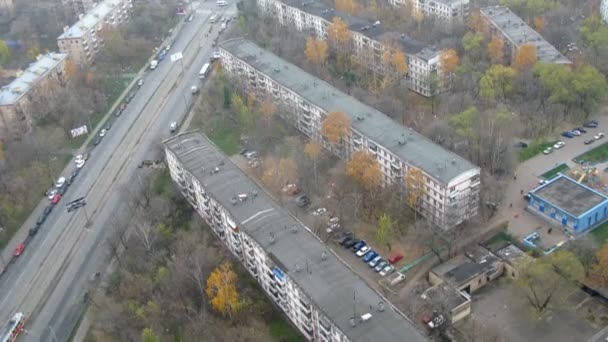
523 193 531 201
137 78 144 87
99 129 107 137
244 151 258 159
368 255 382 267
355 245 370 256
344 239 359 249
574 127 587 133
29 226 40 236
553 141 565 149
340 237 353 246
47 189 58 200
126 91 136 103
67 170 78 185
295 194 310 207
51 193 62 205
56 177 66 188
513 141 528 148
379 265 395 276
584 120 599 128
388 254 404 264
13 243 25 257
594 132 605 140
312 207 327 216
187 14 194 22
561 131 574 138
170 121 178 133
93 135 102 146
351 240 366 252
543 147 553 155
571 129 582 136
75 155 86 169
116 103 127 116
105 120 113 131
584 139 595 145
374 260 388 272
362 250 378 262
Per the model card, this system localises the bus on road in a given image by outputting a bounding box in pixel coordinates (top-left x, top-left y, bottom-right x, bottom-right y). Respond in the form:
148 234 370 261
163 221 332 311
199 63 210 79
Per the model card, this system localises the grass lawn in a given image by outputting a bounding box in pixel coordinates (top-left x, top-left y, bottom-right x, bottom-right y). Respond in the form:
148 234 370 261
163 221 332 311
204 119 241 156
518 139 556 162
574 142 608 164
540 163 570 180
268 319 302 342
590 221 608 246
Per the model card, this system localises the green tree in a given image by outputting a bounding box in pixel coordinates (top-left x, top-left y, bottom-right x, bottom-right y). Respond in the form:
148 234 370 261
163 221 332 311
571 65 608 116
533 62 574 106
0 40 9 65
142 328 160 342
223 86 231 108
479 65 516 100
450 106 477 141
376 213 392 247
515 250 584 316
580 15 608 56
232 93 254 130
462 31 484 62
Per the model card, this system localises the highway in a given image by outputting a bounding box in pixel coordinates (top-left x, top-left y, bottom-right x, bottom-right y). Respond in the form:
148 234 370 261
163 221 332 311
0 2 237 340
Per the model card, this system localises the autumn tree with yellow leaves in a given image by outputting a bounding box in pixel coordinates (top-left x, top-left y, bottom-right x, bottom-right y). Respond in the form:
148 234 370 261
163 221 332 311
514 44 537 71
439 48 459 87
467 9 484 32
321 111 351 145
405 167 425 213
589 244 608 287
347 151 381 190
305 36 329 66
487 35 505 64
304 141 322 186
262 156 299 192
205 262 242 319
328 17 352 69
258 96 275 124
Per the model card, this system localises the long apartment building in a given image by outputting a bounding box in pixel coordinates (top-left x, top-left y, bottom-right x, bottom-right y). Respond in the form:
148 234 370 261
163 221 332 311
57 0 132 65
602 0 608 23
164 131 429 342
257 0 442 97
0 52 68 137
219 38 480 229
480 6 570 65
388 0 470 27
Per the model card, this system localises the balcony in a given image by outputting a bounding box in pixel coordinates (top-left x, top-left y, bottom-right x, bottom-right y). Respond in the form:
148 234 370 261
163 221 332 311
391 162 401 172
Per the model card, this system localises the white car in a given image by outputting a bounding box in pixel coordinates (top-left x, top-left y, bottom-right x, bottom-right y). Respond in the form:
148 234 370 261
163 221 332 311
165 44 171 52
328 216 339 224
47 188 58 200
56 177 66 188
75 157 85 168
543 147 553 155
99 129 107 137
137 78 144 87
571 130 581 136
313 207 327 216
553 141 565 149
170 121 178 132
379 265 395 276
212 50 221 60
356 245 370 257
594 132 605 140
191 85 199 94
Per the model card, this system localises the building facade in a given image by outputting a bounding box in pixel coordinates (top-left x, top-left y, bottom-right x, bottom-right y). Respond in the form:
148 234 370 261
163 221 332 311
602 0 608 23
527 174 608 234
257 0 442 97
219 38 480 229
480 6 570 65
57 0 132 65
387 0 470 27
164 131 429 342
0 52 68 137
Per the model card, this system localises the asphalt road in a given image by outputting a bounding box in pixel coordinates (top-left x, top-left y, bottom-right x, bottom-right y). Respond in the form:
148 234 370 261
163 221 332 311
0 2 237 340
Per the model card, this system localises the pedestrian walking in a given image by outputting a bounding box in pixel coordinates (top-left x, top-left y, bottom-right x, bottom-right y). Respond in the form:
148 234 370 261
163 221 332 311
520 189 524 195
509 203 513 208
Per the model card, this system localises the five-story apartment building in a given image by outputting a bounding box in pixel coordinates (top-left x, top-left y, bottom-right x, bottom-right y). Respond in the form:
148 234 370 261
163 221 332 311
164 131 429 342
219 38 480 229
387 0 470 27
257 0 442 97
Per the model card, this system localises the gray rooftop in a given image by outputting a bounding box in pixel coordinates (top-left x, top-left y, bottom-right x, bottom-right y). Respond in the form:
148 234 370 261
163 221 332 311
495 244 530 265
480 6 570 64
0 52 67 106
220 38 477 184
532 175 608 217
164 131 428 342
58 0 122 40
281 0 436 60
431 246 500 288
422 283 469 311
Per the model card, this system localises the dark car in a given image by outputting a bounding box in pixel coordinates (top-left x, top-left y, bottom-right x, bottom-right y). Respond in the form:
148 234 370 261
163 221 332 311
58 184 68 195
158 50 167 61
116 103 127 116
295 193 310 207
584 139 595 145
513 141 528 148
561 131 574 138
93 135 102 145
105 120 113 131
584 120 599 128
523 193 531 201
351 240 366 252
126 92 136 103
343 239 359 248
575 127 587 133
239 148 249 156
29 225 40 236
340 237 353 246
36 205 53 225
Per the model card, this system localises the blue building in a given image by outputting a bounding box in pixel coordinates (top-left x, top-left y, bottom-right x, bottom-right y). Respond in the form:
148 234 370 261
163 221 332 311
527 174 608 234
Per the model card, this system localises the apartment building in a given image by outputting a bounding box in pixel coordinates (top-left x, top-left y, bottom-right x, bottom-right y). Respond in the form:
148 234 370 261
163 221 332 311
219 38 480 229
480 6 570 65
164 131 429 342
57 0 132 65
388 0 470 27
601 0 608 23
257 0 442 97
0 52 68 137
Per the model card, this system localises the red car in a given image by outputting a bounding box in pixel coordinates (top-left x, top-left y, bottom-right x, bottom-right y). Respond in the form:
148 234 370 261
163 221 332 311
13 243 25 257
388 254 404 264
51 193 62 205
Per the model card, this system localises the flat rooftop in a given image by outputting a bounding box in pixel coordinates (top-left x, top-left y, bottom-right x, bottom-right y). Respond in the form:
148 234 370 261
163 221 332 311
423 283 470 311
532 175 608 217
58 0 123 40
432 246 500 288
480 6 570 64
220 38 478 184
164 131 428 342
495 244 530 265
0 52 67 106
281 0 435 59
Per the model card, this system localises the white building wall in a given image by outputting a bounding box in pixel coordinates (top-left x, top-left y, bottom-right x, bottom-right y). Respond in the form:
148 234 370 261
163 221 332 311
165 147 350 342
219 49 480 228
602 0 608 23
388 0 470 26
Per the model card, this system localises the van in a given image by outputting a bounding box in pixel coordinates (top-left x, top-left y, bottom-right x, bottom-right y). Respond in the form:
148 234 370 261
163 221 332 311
199 63 210 79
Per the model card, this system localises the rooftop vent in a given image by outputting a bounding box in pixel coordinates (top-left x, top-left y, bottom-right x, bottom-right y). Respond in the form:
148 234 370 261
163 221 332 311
350 317 357 327
373 20 381 26
238 193 248 202
356 115 364 121
211 166 220 174
295 263 301 272
291 225 298 233
269 232 275 244
231 197 238 205
321 251 327 261
378 301 385 312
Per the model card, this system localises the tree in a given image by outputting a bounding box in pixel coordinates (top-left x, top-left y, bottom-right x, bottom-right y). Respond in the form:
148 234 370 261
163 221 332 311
376 213 392 247
589 243 608 287
487 35 505 64
571 65 608 116
479 65 516 100
205 262 241 319
533 16 545 31
304 141 322 186
321 111 351 145
440 49 459 86
514 44 537 71
232 93 254 130
514 250 584 316
346 151 381 190
262 157 298 191
405 166 424 219
462 32 484 62
391 49 408 78
142 328 160 342
305 36 329 66
336 0 362 15
467 9 484 32
580 15 608 57
328 17 351 68
0 40 9 65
